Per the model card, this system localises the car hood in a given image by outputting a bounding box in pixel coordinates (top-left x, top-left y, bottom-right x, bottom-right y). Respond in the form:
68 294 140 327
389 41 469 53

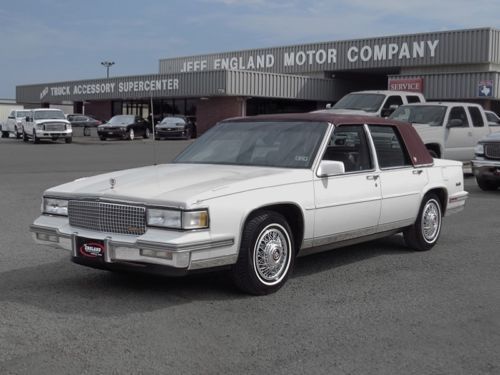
44 163 313 208
99 123 132 127
34 119 70 124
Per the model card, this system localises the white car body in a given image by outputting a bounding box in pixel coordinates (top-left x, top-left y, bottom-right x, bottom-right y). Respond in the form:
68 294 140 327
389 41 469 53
316 90 425 117
1 109 31 139
31 114 468 294
390 102 492 161
23 108 72 143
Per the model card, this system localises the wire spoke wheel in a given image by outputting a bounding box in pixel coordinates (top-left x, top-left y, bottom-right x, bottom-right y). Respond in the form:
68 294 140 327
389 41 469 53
421 199 441 243
253 225 290 284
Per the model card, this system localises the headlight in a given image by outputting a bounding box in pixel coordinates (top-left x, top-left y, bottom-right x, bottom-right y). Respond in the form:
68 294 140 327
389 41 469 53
147 209 209 230
36 123 44 130
43 197 68 216
474 143 484 155
66 123 72 130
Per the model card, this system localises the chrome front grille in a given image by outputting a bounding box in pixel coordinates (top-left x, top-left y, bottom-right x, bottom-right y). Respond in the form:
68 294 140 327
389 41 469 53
68 200 146 235
485 143 500 159
44 123 66 131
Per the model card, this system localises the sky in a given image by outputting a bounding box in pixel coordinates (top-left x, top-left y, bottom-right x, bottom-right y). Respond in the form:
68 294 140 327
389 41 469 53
1 0 500 98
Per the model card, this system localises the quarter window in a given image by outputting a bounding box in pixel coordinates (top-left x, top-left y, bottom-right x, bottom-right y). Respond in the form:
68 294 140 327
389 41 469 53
369 125 411 168
406 95 422 103
467 107 484 127
322 125 373 172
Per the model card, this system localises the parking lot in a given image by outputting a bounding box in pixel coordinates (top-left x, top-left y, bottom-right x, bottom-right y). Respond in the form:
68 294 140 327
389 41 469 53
0 135 499 375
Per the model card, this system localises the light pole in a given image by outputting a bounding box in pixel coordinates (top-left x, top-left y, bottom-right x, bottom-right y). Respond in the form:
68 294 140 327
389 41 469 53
101 61 115 78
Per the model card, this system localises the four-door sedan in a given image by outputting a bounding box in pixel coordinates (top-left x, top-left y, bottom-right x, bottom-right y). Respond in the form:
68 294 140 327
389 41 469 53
97 115 150 141
472 131 500 190
155 116 196 140
31 113 468 295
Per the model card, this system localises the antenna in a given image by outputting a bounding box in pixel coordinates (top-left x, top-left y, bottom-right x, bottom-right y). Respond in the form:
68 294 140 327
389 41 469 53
150 95 158 165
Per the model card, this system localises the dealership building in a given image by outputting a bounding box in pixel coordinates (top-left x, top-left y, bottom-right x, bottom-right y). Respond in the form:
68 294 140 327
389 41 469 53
16 27 500 134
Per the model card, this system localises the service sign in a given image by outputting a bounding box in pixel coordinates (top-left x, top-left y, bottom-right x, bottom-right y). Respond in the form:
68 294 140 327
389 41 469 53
388 78 424 93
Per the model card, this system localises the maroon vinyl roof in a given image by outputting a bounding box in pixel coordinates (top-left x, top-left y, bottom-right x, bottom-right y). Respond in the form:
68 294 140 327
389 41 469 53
222 112 434 167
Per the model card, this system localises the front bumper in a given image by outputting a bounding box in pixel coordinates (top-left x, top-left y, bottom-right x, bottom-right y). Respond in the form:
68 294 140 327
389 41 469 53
156 128 187 138
35 129 72 139
30 215 237 273
471 158 500 181
98 129 127 138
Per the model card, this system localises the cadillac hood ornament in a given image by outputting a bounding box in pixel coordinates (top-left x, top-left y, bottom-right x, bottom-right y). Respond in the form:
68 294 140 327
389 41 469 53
109 178 116 190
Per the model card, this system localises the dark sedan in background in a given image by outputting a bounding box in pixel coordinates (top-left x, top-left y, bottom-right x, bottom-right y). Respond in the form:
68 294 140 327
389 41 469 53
97 115 151 141
155 116 196 140
67 114 102 136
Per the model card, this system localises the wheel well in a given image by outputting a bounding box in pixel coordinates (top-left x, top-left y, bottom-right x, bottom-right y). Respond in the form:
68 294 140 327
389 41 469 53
426 188 448 214
425 144 441 158
246 204 304 253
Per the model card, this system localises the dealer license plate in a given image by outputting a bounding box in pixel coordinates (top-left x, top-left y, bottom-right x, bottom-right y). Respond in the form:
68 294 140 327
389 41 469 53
75 237 106 263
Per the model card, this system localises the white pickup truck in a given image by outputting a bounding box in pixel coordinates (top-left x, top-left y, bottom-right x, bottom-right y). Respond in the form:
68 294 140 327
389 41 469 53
390 102 492 161
1 109 31 139
317 90 426 117
23 108 72 144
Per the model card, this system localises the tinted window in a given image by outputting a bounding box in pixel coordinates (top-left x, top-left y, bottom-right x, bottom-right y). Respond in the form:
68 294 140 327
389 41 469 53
369 125 411 168
174 121 328 168
322 125 373 172
448 107 469 127
383 96 403 109
406 95 422 103
467 107 484 127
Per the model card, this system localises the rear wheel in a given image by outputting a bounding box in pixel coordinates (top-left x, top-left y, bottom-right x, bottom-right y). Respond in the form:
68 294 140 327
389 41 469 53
99 136 106 141
476 177 498 191
232 211 294 295
404 193 442 251
1 130 8 138
23 131 28 142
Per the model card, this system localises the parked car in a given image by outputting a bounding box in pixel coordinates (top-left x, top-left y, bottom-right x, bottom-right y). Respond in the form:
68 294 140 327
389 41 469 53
389 102 491 161
472 132 500 190
97 115 150 141
155 116 196 140
67 114 102 136
316 90 425 117
22 108 72 144
30 113 468 295
2 109 32 139
484 110 500 127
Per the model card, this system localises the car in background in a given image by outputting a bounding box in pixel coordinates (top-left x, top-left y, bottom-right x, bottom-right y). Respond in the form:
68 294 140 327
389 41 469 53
484 110 500 127
155 116 196 140
472 132 500 190
389 102 491 161
22 108 72 144
2 109 32 139
316 90 425 117
97 115 150 141
67 114 102 136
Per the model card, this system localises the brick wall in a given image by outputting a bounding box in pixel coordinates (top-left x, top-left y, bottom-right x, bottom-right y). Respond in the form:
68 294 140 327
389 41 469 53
196 97 245 135
85 101 112 122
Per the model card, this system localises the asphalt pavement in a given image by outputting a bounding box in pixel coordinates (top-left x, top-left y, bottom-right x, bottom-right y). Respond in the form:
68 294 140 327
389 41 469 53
0 135 499 375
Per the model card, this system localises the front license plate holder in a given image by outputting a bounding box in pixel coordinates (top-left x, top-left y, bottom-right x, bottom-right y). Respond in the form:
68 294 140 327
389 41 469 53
75 236 106 263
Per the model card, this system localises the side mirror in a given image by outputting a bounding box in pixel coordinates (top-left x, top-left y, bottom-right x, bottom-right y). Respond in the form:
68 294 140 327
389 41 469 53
25 116 31 122
446 119 463 128
325 103 332 109
317 160 345 177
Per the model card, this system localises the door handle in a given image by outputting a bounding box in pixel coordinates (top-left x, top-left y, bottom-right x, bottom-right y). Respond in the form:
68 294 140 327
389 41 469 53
366 175 379 180
413 169 423 175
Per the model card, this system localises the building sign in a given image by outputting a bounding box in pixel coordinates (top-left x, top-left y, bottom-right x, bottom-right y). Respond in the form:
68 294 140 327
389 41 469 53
168 39 440 73
388 78 424 93
478 80 493 97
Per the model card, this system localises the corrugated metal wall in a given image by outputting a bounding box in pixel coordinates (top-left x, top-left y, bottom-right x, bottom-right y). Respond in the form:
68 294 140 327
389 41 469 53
160 28 493 75
389 72 500 99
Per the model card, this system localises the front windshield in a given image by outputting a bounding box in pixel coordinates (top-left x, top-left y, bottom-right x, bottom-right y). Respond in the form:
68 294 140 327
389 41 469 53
390 105 446 126
16 111 31 118
160 117 185 126
33 110 65 120
332 93 385 112
174 121 328 168
108 115 135 125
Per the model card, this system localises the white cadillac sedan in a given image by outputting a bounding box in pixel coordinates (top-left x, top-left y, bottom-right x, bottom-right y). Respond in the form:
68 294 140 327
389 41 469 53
31 113 468 295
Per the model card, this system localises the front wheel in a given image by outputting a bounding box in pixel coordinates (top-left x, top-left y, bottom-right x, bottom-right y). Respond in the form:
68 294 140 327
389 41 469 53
23 131 28 142
232 211 294 295
128 129 135 140
1 130 8 138
404 194 442 251
33 130 40 144
476 177 498 191
65 137 72 144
